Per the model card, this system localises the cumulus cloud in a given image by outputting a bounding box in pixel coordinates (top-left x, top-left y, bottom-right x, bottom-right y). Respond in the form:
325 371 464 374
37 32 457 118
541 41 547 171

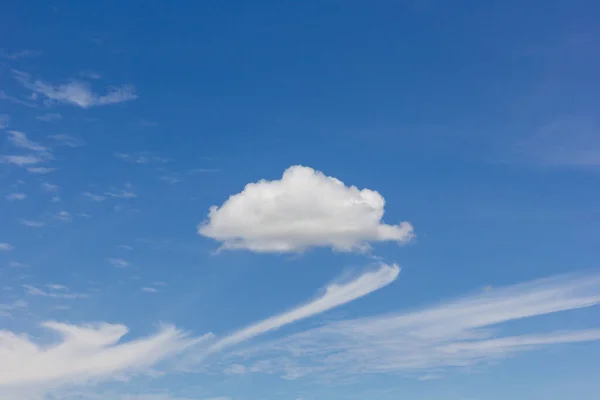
0 321 201 389
209 263 400 352
14 71 137 108
198 165 414 253
227 273 600 380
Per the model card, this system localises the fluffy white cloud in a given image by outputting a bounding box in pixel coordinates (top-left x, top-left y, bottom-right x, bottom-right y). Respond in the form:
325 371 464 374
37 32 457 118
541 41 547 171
209 263 399 352
198 165 414 253
0 321 202 390
227 273 600 380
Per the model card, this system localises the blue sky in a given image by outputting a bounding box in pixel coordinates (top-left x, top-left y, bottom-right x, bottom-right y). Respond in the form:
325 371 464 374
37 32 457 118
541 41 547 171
1 1 600 399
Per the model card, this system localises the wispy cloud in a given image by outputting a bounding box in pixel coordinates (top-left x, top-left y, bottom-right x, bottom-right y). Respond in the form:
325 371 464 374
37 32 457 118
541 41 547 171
41 182 60 192
209 263 400 353
5 193 26 201
0 114 9 128
105 183 137 199
141 287 158 293
55 211 72 222
49 134 85 147
20 220 45 228
22 284 88 299
0 321 202 390
2 131 53 168
108 258 130 268
0 299 27 318
82 192 107 202
14 71 137 108
115 152 169 164
226 273 600 380
0 49 42 60
36 113 63 122
0 243 14 251
27 167 57 174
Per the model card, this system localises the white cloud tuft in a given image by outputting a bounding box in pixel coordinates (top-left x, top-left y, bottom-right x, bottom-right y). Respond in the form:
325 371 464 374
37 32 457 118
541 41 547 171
108 258 130 268
49 134 85 147
27 167 57 174
20 220 45 228
198 165 414 253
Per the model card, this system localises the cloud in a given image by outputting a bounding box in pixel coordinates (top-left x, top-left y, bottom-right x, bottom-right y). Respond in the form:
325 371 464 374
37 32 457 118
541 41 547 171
105 183 137 199
36 113 63 122
227 273 600 380
0 243 14 251
514 116 600 168
6 193 26 201
7 131 50 153
20 220 45 228
141 287 158 293
49 134 86 147
27 167 57 174
209 263 400 352
198 165 414 253
83 192 107 202
0 49 42 60
0 300 27 318
15 71 137 108
41 182 60 192
22 284 88 300
114 152 169 164
108 258 130 268
0 114 9 128
0 321 201 390
2 131 53 168
55 211 72 222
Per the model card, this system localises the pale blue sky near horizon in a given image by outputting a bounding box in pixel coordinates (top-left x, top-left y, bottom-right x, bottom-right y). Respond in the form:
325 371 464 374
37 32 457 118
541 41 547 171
1 1 600 399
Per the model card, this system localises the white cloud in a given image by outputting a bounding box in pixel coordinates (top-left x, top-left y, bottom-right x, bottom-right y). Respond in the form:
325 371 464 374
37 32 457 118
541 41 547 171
83 192 107 202
36 113 63 122
7 131 49 153
209 263 399 352
6 193 26 201
141 287 158 293
0 300 27 318
8 261 29 268
55 211 72 222
198 165 414 253
228 273 600 380
108 258 130 268
15 72 138 108
0 114 9 128
22 284 88 300
27 167 57 174
0 243 14 251
114 152 169 164
20 220 45 228
49 134 85 147
41 182 60 192
2 131 53 168
0 321 201 390
0 49 41 60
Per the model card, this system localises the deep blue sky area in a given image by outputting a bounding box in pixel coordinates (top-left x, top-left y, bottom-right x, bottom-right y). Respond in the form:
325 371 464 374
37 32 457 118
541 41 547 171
1 1 600 400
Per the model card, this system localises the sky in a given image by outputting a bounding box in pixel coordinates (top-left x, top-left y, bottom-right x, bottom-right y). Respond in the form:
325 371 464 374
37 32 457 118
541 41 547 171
1 1 600 399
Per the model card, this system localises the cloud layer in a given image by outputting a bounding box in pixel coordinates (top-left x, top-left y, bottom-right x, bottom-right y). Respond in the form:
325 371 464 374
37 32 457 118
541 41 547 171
198 165 414 253
224 273 600 380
